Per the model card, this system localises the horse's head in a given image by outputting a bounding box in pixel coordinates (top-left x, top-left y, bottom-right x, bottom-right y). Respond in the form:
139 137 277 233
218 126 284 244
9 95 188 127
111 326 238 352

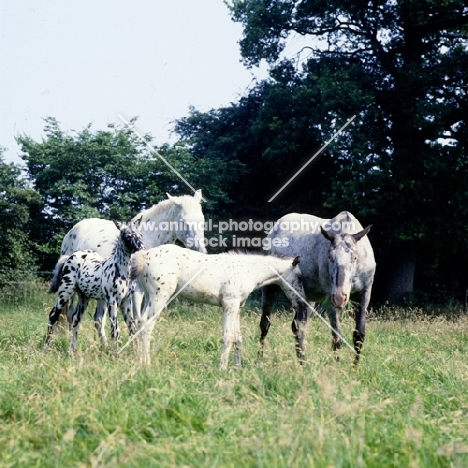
115 220 145 254
167 190 207 254
321 225 372 309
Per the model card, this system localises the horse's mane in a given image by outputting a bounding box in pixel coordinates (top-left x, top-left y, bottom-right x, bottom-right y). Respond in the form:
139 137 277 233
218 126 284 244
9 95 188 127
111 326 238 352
223 249 292 260
138 198 175 220
136 195 201 221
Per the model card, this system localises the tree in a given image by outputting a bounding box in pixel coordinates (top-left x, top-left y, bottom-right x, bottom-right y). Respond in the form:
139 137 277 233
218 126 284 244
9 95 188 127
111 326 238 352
224 0 468 301
0 149 41 284
176 67 343 221
17 118 238 270
17 118 153 269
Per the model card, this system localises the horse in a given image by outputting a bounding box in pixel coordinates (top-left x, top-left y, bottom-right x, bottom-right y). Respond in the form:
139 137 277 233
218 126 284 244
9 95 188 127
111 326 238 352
132 245 307 369
46 221 145 352
50 190 206 344
260 211 376 364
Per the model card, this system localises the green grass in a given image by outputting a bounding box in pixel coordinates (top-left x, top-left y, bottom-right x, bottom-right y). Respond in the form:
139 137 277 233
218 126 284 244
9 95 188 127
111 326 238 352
1 283 468 467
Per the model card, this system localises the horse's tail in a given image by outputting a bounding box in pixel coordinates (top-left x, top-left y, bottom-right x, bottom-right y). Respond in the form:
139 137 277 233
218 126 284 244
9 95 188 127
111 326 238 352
131 250 148 281
49 255 69 293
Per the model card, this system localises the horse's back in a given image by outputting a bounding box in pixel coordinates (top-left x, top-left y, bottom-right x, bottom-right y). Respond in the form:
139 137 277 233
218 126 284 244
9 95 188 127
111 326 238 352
267 212 331 252
138 245 261 305
60 218 118 257
267 211 375 299
145 244 210 279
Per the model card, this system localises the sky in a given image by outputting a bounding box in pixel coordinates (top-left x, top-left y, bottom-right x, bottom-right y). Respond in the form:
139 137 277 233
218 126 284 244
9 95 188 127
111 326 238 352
0 0 269 165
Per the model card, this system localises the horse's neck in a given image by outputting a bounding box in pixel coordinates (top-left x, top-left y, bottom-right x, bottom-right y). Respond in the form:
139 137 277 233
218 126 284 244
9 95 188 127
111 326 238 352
248 256 287 288
141 203 178 248
109 239 132 275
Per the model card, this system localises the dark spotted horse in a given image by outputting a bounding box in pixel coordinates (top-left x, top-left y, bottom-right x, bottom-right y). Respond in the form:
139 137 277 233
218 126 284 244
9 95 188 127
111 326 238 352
46 221 145 351
50 191 206 345
261 211 376 364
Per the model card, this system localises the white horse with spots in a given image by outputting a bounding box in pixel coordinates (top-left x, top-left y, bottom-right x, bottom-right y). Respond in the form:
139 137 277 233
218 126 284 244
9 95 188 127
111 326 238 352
261 211 376 363
51 191 206 344
46 221 145 352
132 245 307 369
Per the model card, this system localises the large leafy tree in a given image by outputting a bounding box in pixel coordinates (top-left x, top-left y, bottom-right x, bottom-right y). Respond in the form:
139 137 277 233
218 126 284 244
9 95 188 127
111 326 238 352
221 0 468 301
17 118 152 268
18 118 151 226
17 118 237 270
0 149 41 284
176 66 343 220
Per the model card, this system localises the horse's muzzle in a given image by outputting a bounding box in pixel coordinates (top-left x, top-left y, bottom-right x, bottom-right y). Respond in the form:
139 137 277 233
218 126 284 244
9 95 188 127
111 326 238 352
331 292 349 309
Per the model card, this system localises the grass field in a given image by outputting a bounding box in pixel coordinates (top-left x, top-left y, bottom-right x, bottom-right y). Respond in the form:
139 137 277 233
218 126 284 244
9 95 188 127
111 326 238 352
1 282 468 467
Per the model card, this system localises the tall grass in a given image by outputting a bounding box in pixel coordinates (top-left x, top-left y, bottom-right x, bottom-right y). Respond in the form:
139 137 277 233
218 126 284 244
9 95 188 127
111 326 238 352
0 282 467 467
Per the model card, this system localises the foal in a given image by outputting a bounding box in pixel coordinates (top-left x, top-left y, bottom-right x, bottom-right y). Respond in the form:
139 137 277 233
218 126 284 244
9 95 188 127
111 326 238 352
46 221 145 351
133 245 307 369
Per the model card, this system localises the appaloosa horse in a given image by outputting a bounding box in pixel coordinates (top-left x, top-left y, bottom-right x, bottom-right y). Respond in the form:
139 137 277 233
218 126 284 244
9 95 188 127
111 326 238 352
46 221 145 351
261 211 376 363
132 245 307 369
50 190 206 344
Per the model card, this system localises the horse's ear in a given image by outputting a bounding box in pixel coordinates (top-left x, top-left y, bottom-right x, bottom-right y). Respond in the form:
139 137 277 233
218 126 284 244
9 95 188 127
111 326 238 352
166 193 182 206
133 214 143 228
194 189 203 201
320 225 336 242
292 256 301 267
353 225 372 242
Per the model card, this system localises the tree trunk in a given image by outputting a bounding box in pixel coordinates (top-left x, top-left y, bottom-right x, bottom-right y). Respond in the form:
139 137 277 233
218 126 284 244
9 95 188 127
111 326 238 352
381 251 416 303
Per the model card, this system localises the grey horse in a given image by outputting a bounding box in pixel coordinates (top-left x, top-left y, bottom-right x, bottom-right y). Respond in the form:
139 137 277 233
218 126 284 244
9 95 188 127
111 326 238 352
260 211 376 363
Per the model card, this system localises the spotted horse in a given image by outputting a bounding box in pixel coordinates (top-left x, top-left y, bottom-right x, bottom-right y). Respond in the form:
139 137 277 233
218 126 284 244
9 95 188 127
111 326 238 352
45 221 145 352
133 245 307 369
51 190 206 344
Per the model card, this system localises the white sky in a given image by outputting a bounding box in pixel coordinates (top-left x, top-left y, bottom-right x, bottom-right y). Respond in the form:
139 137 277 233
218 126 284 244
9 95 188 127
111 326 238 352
0 0 268 165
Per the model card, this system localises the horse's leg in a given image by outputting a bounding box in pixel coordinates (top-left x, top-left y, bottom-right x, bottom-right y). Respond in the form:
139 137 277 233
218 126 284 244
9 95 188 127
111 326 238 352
259 284 279 358
132 284 145 323
137 296 166 365
291 300 308 364
306 301 316 319
220 300 242 370
45 289 73 346
69 296 89 353
57 293 73 333
121 294 136 336
137 283 175 365
328 306 343 361
125 283 145 337
46 304 64 346
353 285 372 364
94 300 108 347
108 302 120 343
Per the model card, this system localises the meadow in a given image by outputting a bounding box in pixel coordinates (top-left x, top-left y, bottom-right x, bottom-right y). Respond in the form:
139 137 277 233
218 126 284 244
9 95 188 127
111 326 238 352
0 281 467 467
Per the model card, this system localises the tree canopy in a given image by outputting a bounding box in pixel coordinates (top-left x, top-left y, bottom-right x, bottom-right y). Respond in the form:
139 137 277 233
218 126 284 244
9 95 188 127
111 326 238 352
14 118 236 271
0 149 41 283
176 0 468 301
